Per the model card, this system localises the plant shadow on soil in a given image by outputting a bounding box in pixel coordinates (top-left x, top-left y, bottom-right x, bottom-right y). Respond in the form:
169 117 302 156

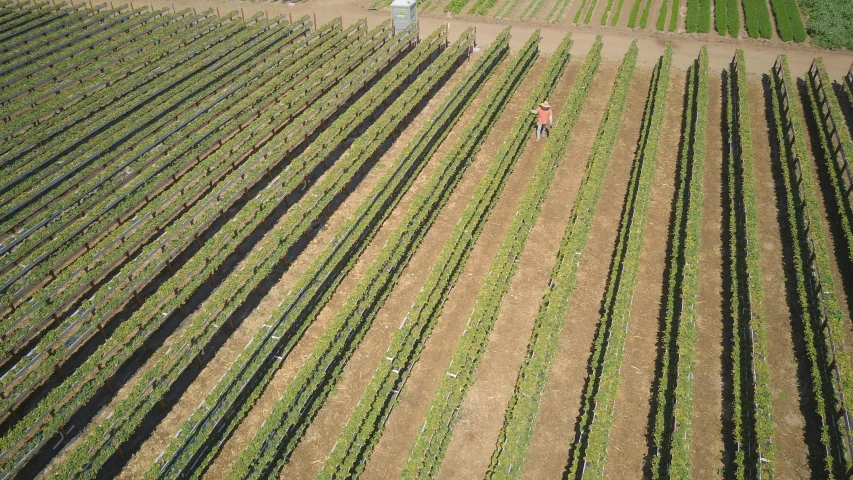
561 57 659 480
640 56 695 480
797 77 853 336
13 45 462 480
761 72 826 477
718 66 737 480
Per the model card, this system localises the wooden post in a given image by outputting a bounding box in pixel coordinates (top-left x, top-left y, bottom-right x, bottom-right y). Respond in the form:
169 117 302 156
289 11 292 23
216 7 220 17
313 12 317 29
265 9 268 19
240 7 244 20
88 0 91 8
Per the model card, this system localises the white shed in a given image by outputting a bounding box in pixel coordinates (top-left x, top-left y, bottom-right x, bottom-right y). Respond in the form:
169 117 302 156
390 0 417 34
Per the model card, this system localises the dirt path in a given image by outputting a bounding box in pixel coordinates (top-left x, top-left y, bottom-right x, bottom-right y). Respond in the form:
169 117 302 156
519 65 653 479
434 61 625 480
747 78 810 476
603 67 685 478
360 54 582 480
103 0 853 77
689 68 725 479
188 58 479 479
279 54 513 480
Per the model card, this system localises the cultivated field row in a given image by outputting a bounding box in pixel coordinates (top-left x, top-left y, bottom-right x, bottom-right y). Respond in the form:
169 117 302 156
1 3 853 479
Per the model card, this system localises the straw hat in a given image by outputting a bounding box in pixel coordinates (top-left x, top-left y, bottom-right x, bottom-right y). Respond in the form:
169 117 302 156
540 100 550 108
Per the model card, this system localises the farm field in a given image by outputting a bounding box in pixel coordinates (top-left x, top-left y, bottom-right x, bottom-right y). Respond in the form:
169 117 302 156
2 1 853 479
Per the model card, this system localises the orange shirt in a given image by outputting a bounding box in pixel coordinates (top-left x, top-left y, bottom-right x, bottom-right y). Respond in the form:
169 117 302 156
537 106 552 124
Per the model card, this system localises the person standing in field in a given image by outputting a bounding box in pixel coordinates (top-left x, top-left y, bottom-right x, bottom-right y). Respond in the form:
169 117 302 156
531 100 553 142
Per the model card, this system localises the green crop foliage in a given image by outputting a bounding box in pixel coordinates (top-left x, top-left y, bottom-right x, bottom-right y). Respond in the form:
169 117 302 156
316 32 573 480
798 0 852 49
724 50 775 479
648 46 708 479
565 42 670 479
401 38 605 480
771 54 850 477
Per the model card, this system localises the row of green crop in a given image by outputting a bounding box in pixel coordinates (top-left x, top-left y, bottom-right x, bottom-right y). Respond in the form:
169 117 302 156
317 31 555 480
0 4 130 84
400 37 604 480
46 25 451 480
0 13 276 211
742 0 773 38
804 58 853 475
654 0 678 31
714 0 741 37
0 10 237 155
767 0 806 41
0 14 306 290
0 19 370 423
566 42 669 479
772 54 852 478
648 46 708 479
0 25 426 479
489 40 644 480
0 15 325 314
142 27 491 480
0 5 148 104
685 0 710 32
665 45 709 478
0 16 313 366
218 28 485 480
725 50 774 479
807 59 853 270
0 8 186 112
